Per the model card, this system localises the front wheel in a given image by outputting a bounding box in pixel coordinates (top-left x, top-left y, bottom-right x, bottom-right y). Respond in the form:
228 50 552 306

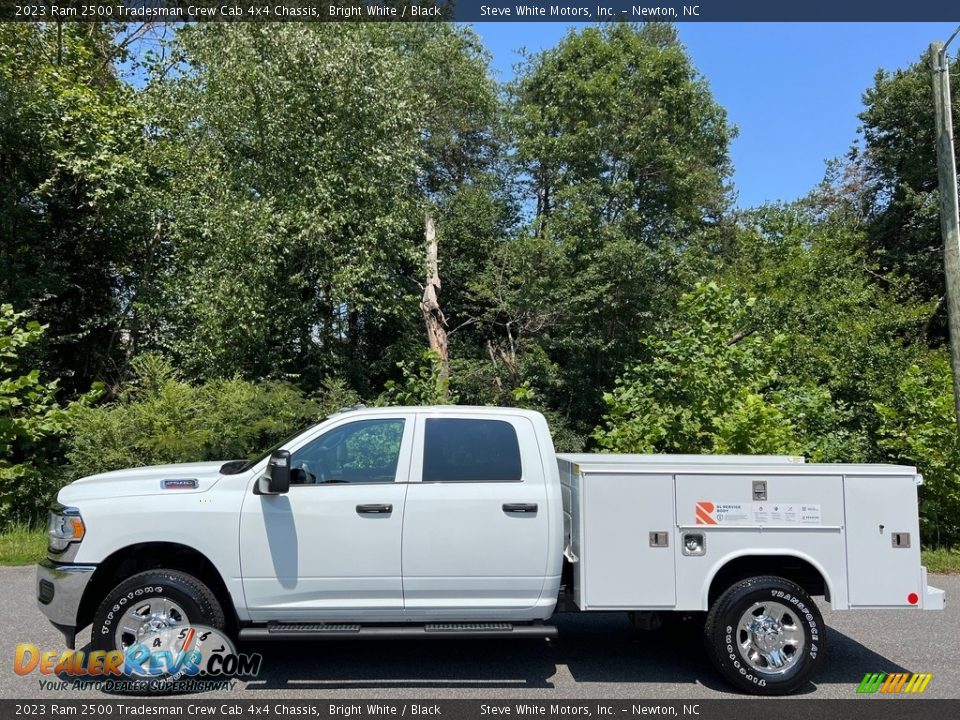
92 569 226 690
703 575 825 695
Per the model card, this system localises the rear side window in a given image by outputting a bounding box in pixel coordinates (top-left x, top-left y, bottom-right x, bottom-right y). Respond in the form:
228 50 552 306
423 419 522 482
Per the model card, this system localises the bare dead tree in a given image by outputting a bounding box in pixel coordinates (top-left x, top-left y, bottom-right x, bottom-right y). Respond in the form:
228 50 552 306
420 211 449 390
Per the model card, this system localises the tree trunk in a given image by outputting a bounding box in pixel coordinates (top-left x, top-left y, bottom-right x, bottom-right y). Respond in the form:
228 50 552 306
420 210 449 388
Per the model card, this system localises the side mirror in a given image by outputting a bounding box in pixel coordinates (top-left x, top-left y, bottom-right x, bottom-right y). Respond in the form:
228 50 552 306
259 449 291 494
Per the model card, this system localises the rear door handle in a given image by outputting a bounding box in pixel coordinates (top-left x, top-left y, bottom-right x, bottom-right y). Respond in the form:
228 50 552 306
503 503 538 514
356 504 393 514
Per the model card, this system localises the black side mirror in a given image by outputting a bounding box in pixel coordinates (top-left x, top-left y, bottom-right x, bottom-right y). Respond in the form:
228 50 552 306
260 449 291 494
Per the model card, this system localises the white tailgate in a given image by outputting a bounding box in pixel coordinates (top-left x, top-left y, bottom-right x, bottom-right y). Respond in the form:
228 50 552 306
844 475 922 607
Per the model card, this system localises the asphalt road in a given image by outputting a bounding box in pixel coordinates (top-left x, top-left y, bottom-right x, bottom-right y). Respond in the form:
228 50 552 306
1 566 957 700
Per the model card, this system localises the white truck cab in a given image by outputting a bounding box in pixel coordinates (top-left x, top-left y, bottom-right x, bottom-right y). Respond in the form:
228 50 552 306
37 406 945 695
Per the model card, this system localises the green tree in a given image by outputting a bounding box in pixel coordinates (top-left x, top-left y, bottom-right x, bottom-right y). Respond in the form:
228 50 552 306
508 23 735 431
452 231 570 406
379 350 455 407
694 201 932 462
135 24 509 401
0 24 150 393
135 24 424 390
66 354 357 479
593 283 840 457
876 359 960 547
851 49 960 306
0 306 92 527
371 24 510 388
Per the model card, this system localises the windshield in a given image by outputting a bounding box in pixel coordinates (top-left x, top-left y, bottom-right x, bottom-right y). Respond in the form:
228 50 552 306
222 425 316 475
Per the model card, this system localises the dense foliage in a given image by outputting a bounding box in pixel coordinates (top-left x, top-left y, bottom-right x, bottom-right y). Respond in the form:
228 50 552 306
853 52 960 305
593 283 827 457
0 305 96 525
0 24 148 395
66 355 357 479
875 360 960 547
1 23 959 544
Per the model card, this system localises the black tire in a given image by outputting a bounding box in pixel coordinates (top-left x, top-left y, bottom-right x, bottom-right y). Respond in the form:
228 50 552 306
704 575 825 695
92 569 225 691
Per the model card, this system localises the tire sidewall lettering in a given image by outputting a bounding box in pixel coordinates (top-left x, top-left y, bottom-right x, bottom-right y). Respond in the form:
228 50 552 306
712 580 823 693
98 584 169 637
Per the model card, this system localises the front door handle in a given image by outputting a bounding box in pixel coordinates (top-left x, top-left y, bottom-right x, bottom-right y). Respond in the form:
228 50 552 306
356 504 393 514
503 503 538 514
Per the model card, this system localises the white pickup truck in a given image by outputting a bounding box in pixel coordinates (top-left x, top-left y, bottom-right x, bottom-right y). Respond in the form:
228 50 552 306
38 406 944 694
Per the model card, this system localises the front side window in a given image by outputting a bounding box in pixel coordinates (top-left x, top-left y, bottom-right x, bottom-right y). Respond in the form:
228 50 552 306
290 419 405 485
423 418 522 482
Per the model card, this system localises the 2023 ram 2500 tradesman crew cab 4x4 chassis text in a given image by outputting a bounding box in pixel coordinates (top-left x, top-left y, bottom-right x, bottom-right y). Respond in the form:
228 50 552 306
37 406 945 694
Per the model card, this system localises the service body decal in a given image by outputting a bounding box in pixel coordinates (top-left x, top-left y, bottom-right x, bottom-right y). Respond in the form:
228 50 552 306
753 502 822 524
696 501 822 525
695 501 749 525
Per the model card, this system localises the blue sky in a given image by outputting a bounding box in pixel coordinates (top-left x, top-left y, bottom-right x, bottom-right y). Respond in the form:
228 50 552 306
472 22 959 208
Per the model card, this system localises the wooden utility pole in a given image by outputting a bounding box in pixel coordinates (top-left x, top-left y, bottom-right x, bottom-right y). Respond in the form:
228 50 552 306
931 40 960 427
420 211 450 389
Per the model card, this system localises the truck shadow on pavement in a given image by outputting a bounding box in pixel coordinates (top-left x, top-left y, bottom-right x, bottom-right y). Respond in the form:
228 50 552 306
238 613 907 695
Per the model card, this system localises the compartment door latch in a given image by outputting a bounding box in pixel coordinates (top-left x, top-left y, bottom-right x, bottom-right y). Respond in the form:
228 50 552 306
752 480 768 501
649 531 670 548
891 532 911 548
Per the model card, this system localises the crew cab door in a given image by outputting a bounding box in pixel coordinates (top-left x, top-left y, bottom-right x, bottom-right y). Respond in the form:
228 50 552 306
401 413 550 613
239 413 414 621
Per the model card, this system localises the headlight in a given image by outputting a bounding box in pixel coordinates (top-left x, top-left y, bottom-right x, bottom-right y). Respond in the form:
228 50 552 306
48 505 85 553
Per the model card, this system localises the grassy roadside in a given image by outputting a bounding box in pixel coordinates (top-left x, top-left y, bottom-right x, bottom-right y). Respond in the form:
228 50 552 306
1 526 960 572
0 526 46 566
921 547 960 574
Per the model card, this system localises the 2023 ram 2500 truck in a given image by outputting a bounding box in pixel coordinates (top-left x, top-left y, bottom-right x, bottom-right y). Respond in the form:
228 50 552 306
38 406 945 694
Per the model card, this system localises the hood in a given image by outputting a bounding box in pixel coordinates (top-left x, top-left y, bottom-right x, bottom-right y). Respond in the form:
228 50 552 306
57 461 230 504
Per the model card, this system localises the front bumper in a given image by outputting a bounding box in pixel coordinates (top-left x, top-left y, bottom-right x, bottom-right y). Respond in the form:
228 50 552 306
36 558 97 648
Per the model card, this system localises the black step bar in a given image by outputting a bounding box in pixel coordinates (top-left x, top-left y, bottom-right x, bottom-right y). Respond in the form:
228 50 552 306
239 622 557 641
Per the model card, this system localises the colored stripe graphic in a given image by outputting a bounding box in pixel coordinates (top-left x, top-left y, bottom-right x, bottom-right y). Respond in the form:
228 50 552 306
695 501 717 525
857 672 932 694
905 674 933 693
880 673 907 693
857 673 886 693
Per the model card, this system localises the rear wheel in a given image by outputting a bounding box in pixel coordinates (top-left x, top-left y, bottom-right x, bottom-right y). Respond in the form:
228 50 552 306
704 575 825 695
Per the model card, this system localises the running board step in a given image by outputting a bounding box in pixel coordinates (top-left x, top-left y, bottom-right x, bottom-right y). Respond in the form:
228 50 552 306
239 622 557 641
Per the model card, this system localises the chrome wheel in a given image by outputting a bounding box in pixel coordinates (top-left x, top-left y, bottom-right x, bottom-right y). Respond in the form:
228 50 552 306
736 600 806 675
115 597 189 652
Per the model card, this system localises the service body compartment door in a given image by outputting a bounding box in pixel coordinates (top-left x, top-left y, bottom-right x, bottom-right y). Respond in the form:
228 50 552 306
673 472 847 610
844 475 922 607
579 472 676 609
